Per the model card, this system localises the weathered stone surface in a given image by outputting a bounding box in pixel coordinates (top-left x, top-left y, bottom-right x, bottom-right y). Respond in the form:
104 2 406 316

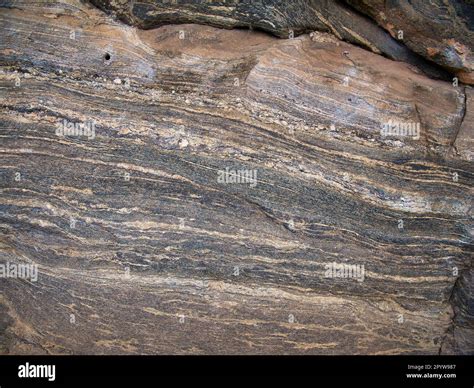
455 87 474 160
87 0 452 81
442 264 474 354
86 0 474 84
0 0 473 354
346 0 474 84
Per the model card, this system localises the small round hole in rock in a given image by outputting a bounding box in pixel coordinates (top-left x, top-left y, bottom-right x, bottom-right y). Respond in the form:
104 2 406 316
104 53 111 61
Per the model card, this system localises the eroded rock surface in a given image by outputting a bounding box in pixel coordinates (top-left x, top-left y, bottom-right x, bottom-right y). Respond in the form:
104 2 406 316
88 0 453 81
347 0 474 84
0 0 472 354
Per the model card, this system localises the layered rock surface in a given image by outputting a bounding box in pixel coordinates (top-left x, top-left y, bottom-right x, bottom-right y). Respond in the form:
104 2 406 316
0 0 472 354
347 0 474 84
89 0 474 83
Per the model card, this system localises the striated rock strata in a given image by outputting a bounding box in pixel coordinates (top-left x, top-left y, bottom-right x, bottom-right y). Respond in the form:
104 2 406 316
88 0 474 83
0 0 472 354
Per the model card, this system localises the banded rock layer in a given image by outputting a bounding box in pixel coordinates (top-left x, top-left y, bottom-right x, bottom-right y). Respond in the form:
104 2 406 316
89 0 474 83
0 0 473 354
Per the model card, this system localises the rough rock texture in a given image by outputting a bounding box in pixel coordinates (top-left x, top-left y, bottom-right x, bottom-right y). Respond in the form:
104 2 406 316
455 87 474 161
347 0 474 84
87 0 474 84
88 0 452 81
0 0 473 354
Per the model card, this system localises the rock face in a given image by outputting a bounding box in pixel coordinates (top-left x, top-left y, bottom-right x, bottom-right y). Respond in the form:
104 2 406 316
0 0 473 355
89 0 474 84
89 0 452 81
346 0 474 84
